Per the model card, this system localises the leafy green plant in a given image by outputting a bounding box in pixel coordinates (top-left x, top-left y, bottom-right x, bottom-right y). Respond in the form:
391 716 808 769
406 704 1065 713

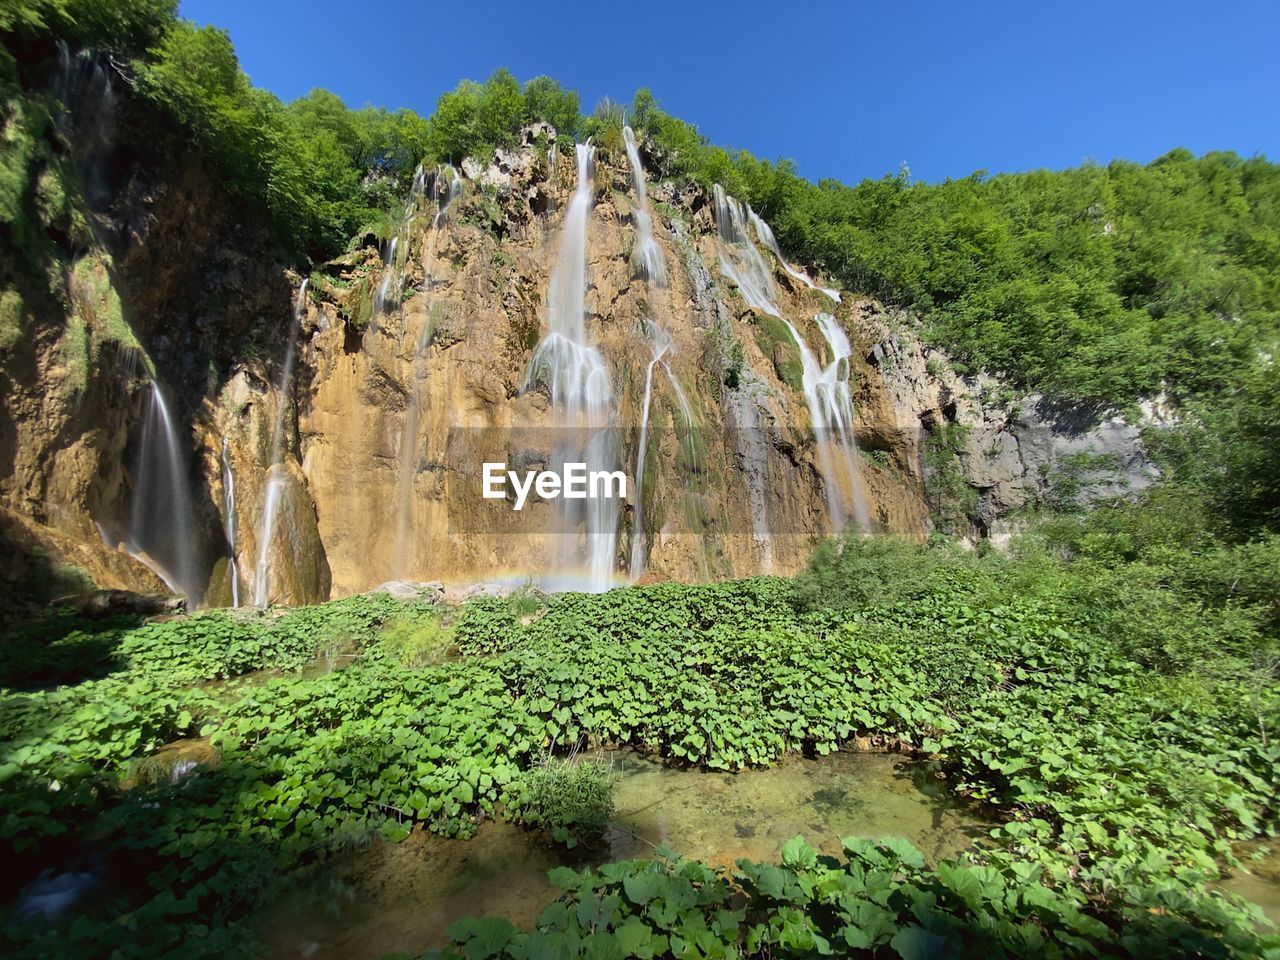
377 609 455 667
514 755 614 848
922 422 978 530
432 837 1273 960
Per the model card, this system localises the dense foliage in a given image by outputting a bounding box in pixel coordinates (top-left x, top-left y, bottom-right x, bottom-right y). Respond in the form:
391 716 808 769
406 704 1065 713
4 6 1279 960
5 5 1278 403
628 92 1280 407
433 837 1226 960
2 6 579 260
1 518 1277 957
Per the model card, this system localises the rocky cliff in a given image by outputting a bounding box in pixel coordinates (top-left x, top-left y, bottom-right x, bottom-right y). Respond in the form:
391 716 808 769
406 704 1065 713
0 71 1159 611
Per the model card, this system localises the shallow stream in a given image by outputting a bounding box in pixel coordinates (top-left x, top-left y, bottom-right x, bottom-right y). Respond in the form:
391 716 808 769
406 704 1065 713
261 749 991 958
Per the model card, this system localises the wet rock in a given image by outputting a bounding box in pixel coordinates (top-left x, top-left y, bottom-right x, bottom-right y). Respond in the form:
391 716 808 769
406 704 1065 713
368 580 445 603
60 589 186 618
443 582 515 604
124 737 220 788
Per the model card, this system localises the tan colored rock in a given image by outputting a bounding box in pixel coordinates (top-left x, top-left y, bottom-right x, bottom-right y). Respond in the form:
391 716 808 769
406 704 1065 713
9 123 1153 606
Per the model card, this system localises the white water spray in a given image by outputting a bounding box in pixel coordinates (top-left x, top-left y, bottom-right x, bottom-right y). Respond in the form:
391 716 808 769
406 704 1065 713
253 280 307 607
629 323 673 579
371 166 428 329
622 126 667 286
415 167 463 354
220 437 240 607
748 209 841 303
713 184 865 534
782 313 870 533
127 380 202 602
712 184 780 316
525 143 619 591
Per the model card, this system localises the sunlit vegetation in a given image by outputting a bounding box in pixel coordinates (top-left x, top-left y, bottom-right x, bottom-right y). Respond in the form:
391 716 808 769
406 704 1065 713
5 3 1278 404
628 90 1280 407
3 3 1279 958
2 464 1277 955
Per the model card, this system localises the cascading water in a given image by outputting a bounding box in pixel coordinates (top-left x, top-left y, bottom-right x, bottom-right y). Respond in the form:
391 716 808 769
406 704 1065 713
712 184 780 316
415 167 463 353
372 237 399 324
622 126 667 286
620 137 688 579
712 185 785 562
220 438 241 607
391 169 464 577
748 209 841 303
54 42 117 212
664 363 694 437
629 322 672 579
782 313 871 533
713 184 866 536
253 280 307 607
813 313 871 528
127 380 202 602
525 143 619 592
371 166 427 330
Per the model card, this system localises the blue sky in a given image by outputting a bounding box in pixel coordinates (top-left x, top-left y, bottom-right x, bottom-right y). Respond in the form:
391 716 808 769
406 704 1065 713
178 0 1278 186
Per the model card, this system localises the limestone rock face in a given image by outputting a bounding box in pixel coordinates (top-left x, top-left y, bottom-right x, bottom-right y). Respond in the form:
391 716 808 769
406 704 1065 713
369 581 445 604
859 312 1160 537
273 141 942 596
0 99 1159 607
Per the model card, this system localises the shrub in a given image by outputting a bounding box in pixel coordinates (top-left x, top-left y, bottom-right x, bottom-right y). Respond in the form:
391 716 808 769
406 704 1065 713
514 755 614 849
378 610 455 667
793 534 976 613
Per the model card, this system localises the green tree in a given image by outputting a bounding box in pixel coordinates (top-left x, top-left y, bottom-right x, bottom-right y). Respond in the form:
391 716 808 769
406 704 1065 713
522 75 580 137
476 67 524 147
1 0 176 52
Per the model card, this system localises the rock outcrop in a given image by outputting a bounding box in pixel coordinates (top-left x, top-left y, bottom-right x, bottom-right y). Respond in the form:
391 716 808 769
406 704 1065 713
1 73 1160 608
861 311 1160 540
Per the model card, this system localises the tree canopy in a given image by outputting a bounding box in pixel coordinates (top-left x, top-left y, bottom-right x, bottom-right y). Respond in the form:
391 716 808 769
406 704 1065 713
5 6 1277 409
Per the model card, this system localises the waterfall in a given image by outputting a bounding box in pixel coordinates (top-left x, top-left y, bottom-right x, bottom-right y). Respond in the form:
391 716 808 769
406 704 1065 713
54 42 117 212
748 209 841 303
813 313 870 530
712 184 780 316
392 169 464 577
127 380 202 602
713 183 865 536
714 184 840 308
525 143 619 592
372 237 399 324
664 364 694 438
620 136 684 579
629 323 672 579
622 127 667 286
782 313 870 533
713 185 783 562
415 166 463 354
253 280 307 607
220 438 241 607
371 166 428 330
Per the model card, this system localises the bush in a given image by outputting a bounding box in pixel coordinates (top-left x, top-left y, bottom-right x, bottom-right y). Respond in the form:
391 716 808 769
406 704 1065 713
793 535 977 613
132 22 425 259
1 0 176 53
514 756 614 849
377 610 455 667
424 71 586 166
631 86 1280 408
